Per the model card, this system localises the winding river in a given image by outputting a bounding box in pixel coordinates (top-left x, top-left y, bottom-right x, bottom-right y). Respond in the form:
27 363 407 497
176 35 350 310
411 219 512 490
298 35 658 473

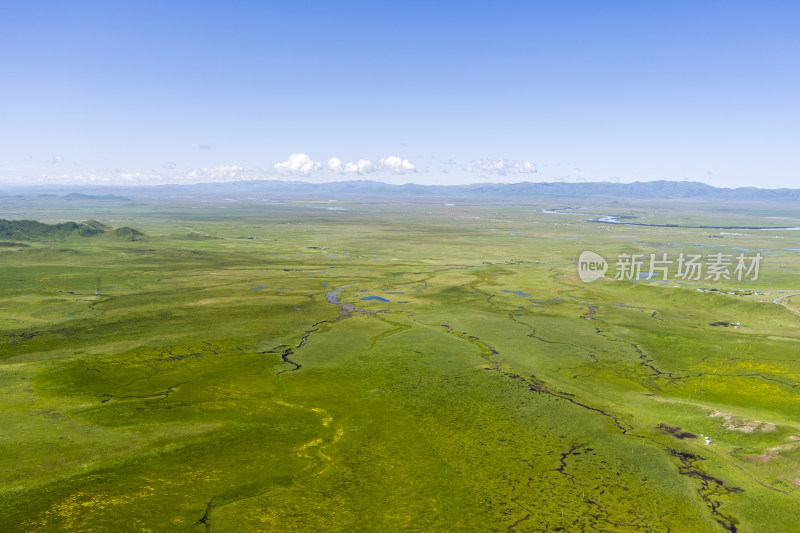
540 209 800 231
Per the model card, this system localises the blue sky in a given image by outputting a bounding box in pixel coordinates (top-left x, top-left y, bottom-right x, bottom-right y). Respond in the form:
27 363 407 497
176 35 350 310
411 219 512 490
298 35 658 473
1 1 798 187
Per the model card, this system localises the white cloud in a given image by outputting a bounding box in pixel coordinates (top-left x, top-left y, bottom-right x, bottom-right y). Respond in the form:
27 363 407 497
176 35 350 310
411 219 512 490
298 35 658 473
332 158 375 174
19 166 256 185
516 161 536 173
326 157 343 173
273 153 321 176
378 156 415 174
467 159 537 176
186 165 248 182
284 154 415 177
356 159 374 173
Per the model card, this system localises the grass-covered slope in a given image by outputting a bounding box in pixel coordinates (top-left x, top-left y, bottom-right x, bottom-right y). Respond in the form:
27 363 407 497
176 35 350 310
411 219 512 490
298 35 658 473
0 219 145 241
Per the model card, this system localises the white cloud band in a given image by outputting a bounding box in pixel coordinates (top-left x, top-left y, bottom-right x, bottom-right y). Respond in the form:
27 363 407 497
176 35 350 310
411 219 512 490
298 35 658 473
275 153 416 177
466 159 538 176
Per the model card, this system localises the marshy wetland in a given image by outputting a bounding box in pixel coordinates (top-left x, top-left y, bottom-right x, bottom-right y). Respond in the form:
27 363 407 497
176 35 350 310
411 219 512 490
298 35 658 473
1 196 800 531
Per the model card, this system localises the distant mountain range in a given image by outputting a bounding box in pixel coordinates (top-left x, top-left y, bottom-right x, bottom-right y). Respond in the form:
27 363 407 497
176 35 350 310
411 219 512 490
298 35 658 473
35 192 133 201
148 179 800 201
3 180 800 202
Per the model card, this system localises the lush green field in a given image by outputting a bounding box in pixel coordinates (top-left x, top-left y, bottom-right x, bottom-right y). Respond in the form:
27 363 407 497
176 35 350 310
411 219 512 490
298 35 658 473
1 197 800 532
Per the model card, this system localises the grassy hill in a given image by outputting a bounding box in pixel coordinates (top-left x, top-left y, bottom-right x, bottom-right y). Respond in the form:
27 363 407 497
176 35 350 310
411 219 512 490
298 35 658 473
0 219 145 241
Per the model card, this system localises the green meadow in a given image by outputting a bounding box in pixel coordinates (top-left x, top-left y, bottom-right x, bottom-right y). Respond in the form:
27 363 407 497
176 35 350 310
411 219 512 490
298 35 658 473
1 196 799 532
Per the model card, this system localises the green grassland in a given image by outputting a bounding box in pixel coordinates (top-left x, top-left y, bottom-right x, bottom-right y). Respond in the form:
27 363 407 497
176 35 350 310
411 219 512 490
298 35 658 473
1 196 799 532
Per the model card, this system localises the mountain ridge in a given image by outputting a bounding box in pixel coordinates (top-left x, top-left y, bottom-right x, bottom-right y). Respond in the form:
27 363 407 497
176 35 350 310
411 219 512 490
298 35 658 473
3 179 799 201
0 219 147 241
